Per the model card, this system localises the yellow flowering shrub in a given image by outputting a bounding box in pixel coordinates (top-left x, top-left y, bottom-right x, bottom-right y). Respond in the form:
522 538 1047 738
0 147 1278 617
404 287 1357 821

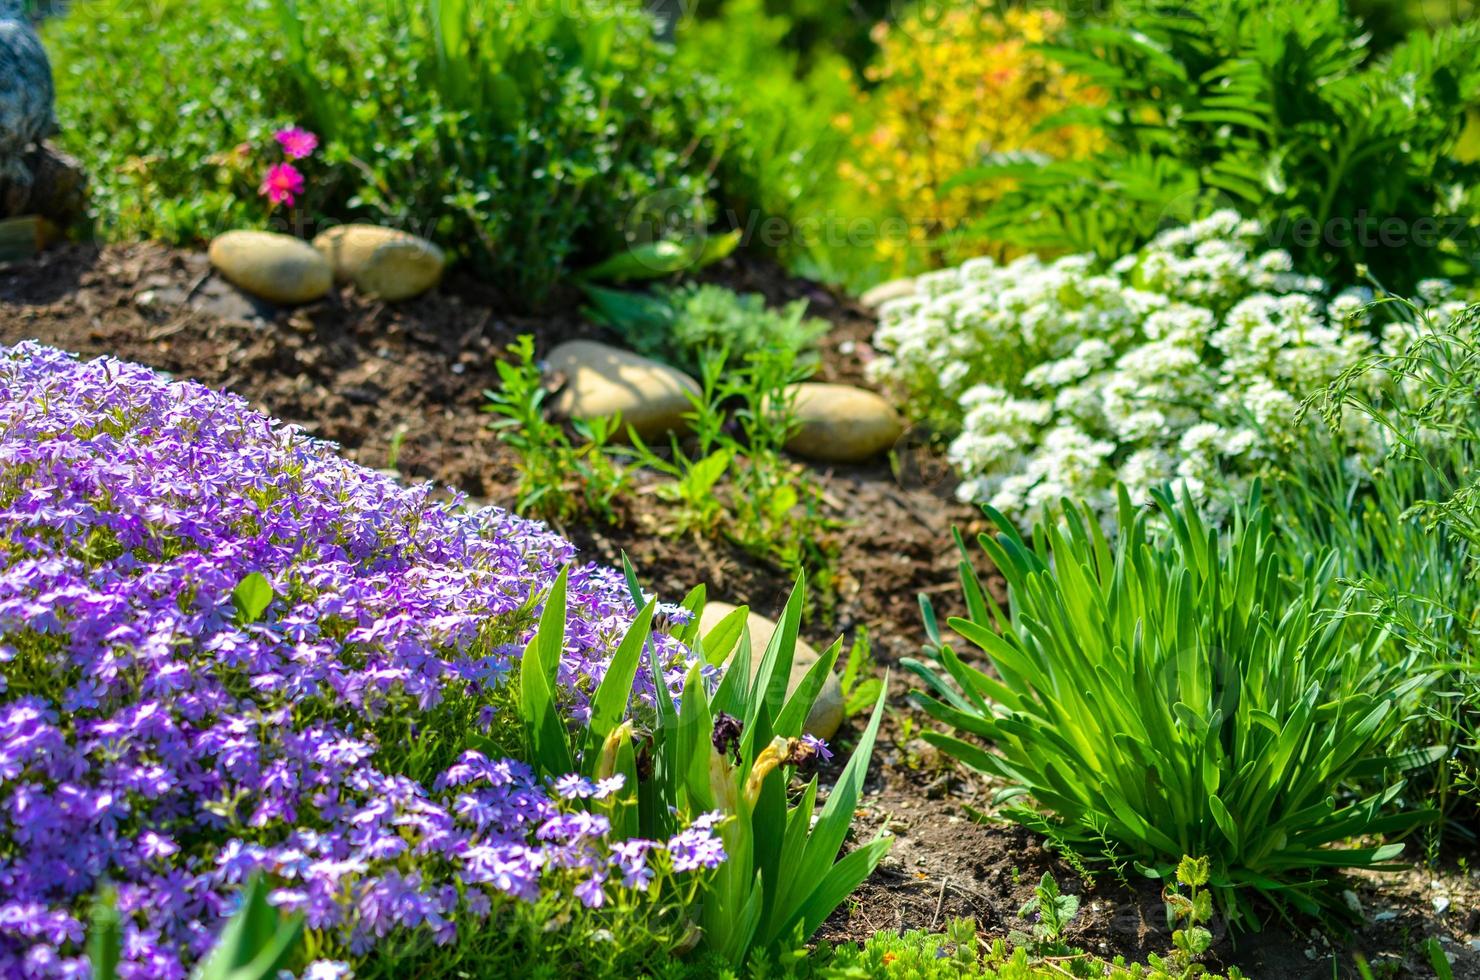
839 4 1102 274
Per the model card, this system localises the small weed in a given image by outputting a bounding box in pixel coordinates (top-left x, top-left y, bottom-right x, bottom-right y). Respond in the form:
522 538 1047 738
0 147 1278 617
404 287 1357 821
1010 872 1079 958
483 336 629 526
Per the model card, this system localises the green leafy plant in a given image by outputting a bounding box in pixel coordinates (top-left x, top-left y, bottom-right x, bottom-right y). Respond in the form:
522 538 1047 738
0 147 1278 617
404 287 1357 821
47 0 737 309
908 484 1435 926
794 862 1246 978
839 626 884 719
580 232 741 286
583 282 828 378
483 335 630 525
515 560 893 966
958 0 1480 292
230 572 274 625
1149 857 1217 977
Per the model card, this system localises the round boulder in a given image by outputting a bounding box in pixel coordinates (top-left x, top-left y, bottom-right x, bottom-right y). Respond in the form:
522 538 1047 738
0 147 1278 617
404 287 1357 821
698 601 844 741
208 231 332 306
313 224 444 302
784 383 904 464
858 277 917 309
545 340 699 441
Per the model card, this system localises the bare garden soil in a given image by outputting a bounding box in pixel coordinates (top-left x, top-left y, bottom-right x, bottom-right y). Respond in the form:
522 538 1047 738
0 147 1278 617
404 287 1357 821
3 243 1477 978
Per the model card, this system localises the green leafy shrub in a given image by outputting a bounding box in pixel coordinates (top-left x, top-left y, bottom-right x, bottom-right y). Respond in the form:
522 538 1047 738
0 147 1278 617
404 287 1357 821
584 282 828 377
960 0 1480 293
45 0 735 308
908 485 1434 926
42 0 286 241
685 0 890 72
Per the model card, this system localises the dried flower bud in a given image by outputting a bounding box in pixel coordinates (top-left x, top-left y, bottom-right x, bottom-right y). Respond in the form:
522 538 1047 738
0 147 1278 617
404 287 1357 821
711 711 742 760
743 736 790 807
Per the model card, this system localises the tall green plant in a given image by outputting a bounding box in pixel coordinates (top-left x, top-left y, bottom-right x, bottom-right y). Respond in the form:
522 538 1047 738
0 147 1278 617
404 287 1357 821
958 0 1480 291
908 485 1434 926
516 562 891 965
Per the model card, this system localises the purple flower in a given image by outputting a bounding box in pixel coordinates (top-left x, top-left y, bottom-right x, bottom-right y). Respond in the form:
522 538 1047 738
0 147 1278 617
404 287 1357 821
573 873 607 909
592 775 625 799
667 826 726 873
0 343 709 974
552 774 596 800
802 734 833 762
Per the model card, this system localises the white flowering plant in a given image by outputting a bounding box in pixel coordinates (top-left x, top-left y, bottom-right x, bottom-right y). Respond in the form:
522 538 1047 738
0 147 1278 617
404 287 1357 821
869 211 1467 527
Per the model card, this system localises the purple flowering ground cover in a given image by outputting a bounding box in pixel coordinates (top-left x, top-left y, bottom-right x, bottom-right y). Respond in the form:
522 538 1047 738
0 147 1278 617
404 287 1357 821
0 342 723 978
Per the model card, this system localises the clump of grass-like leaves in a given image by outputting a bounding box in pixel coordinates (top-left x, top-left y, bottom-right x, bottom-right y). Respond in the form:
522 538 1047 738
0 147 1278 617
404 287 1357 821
908 485 1435 927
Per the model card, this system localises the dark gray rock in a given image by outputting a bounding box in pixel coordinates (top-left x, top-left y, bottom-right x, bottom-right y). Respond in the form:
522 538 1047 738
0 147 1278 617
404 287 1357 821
0 1 55 214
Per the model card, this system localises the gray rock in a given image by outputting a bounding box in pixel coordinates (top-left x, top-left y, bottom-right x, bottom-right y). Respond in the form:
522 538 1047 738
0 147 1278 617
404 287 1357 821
545 340 699 440
313 224 444 302
784 382 904 464
0 0 54 209
208 231 332 306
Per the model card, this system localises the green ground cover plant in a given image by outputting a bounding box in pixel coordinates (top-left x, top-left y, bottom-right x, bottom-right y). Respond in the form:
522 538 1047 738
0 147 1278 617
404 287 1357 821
583 282 828 378
907 484 1434 926
780 859 1238 979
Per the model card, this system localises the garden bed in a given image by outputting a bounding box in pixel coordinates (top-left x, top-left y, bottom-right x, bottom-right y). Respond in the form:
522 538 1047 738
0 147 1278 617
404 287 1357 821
2 244 1477 978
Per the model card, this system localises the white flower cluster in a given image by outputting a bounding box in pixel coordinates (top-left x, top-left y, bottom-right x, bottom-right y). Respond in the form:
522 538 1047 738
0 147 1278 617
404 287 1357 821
870 211 1465 525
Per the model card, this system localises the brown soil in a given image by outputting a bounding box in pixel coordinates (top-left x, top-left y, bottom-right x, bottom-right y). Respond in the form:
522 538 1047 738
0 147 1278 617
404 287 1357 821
3 243 1477 979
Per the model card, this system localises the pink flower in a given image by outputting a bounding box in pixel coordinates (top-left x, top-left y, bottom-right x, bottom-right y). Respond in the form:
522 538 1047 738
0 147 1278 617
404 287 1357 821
274 127 319 160
259 163 305 208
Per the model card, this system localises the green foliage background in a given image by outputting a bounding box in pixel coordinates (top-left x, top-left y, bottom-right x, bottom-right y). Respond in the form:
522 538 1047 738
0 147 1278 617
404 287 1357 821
45 0 735 309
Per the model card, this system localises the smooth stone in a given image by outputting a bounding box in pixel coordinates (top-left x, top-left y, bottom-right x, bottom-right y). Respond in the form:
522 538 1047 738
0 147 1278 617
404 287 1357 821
858 277 917 308
208 231 332 306
545 340 699 440
784 383 904 464
698 601 844 741
313 224 445 301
